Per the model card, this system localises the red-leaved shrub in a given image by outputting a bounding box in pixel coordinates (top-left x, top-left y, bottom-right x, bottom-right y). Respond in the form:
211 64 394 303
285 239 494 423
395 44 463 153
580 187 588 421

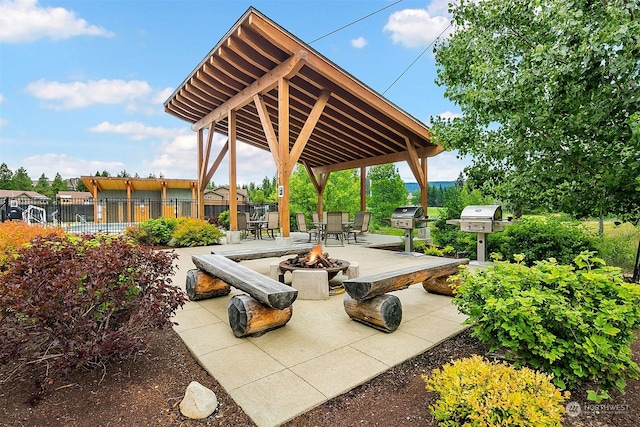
0 234 186 381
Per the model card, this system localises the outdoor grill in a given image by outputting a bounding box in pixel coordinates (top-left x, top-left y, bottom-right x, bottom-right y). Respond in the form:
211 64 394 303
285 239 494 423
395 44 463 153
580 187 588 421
446 205 513 263
390 206 428 253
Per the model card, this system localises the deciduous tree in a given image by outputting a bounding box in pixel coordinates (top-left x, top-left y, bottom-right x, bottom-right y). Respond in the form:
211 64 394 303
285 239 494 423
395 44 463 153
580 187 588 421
432 0 640 221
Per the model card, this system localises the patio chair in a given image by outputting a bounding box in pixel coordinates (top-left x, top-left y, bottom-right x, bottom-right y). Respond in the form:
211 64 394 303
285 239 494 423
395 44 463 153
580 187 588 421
264 211 279 239
237 212 252 239
345 211 370 243
312 211 320 223
323 211 344 246
296 212 318 243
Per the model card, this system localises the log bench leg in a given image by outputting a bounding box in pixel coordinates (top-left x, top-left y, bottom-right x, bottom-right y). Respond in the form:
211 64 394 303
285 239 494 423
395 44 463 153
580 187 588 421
228 295 293 338
343 294 402 333
186 269 231 301
422 265 463 296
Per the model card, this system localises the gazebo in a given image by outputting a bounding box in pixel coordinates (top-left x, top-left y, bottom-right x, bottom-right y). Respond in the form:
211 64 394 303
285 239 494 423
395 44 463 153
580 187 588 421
164 7 444 237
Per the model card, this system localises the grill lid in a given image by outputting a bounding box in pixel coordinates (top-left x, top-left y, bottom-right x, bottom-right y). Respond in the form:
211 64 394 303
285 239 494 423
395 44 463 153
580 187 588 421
391 206 424 219
460 205 502 221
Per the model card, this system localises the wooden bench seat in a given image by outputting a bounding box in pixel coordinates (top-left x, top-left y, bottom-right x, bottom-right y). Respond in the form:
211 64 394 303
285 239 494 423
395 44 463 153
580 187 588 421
342 258 468 332
191 254 299 337
211 244 314 261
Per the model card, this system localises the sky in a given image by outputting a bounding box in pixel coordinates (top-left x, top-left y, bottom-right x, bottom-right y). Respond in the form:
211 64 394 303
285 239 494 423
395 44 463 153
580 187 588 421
0 0 470 187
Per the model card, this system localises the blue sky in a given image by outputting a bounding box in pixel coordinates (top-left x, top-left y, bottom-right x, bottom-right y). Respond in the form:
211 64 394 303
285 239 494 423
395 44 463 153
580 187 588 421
0 0 470 186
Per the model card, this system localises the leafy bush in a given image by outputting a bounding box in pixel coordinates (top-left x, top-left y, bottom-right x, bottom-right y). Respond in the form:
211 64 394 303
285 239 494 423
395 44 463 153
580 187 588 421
0 221 65 271
124 217 178 246
0 234 186 382
217 210 230 230
424 355 568 426
171 217 224 247
490 216 596 265
453 252 640 400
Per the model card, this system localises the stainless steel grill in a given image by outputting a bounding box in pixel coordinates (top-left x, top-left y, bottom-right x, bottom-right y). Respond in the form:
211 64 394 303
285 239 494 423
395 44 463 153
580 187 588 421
446 205 513 263
390 206 427 253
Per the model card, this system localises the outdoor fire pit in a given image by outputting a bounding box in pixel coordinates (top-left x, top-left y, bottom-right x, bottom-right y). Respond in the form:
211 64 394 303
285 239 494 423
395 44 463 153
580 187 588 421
279 244 350 281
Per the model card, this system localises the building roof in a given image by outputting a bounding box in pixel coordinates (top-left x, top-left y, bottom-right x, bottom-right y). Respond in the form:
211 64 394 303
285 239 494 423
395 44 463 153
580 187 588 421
164 7 443 175
80 176 197 193
57 191 93 199
0 190 49 200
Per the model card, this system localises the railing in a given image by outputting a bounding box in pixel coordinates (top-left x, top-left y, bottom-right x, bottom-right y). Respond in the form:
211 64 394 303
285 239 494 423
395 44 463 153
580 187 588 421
1 197 277 235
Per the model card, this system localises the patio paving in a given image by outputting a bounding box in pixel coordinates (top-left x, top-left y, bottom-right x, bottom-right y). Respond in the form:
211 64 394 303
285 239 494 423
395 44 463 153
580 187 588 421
170 232 469 427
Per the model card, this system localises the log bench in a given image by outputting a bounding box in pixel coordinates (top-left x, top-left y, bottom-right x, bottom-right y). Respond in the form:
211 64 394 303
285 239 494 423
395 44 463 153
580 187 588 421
211 244 314 261
342 258 468 333
190 254 298 337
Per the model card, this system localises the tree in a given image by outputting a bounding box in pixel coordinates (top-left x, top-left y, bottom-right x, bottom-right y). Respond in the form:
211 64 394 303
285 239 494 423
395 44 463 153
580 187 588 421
11 167 33 191
0 163 13 190
51 173 69 195
34 174 52 198
431 0 640 221
367 164 408 226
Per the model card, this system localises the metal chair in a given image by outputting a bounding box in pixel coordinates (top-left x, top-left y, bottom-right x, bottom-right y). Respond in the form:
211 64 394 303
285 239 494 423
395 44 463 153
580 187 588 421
296 212 318 243
345 211 370 243
264 211 279 239
323 211 344 246
237 212 252 239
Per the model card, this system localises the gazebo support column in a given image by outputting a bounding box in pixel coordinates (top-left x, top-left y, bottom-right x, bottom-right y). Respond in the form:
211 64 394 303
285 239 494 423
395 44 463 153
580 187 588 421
360 167 367 212
229 110 238 232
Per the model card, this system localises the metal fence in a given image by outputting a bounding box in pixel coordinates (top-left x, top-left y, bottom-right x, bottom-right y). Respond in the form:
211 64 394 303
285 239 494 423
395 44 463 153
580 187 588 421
1 197 278 234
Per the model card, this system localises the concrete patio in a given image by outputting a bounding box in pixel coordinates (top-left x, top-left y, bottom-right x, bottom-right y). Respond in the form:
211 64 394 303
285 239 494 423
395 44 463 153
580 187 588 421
170 232 469 427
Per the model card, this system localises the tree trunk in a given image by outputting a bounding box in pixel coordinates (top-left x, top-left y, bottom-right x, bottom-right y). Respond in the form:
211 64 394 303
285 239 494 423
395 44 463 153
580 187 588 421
227 295 293 338
422 275 460 296
343 294 402 333
185 269 231 300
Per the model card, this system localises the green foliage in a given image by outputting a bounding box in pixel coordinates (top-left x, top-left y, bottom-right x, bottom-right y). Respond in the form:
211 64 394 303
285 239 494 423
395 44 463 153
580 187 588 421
424 355 568 426
218 210 230 230
453 252 640 398
367 164 408 227
592 222 640 273
0 163 12 189
35 173 52 198
0 234 186 382
490 216 597 265
11 167 33 191
124 217 178 246
171 218 224 247
432 0 640 221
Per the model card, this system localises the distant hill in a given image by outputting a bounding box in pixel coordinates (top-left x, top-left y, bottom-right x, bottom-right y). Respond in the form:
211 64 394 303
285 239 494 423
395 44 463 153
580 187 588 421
405 181 455 193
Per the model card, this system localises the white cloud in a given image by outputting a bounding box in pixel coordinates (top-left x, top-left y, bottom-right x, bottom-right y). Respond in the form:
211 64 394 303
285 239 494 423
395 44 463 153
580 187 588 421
396 150 469 183
25 79 153 110
351 37 367 49
0 93 5 103
153 87 175 105
437 110 463 120
150 133 276 184
0 0 114 43
21 153 125 178
383 8 452 48
0 117 8 127
89 121 189 141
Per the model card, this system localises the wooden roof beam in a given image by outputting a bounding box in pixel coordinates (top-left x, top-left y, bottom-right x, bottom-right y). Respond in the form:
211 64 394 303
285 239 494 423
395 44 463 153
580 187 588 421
192 50 307 131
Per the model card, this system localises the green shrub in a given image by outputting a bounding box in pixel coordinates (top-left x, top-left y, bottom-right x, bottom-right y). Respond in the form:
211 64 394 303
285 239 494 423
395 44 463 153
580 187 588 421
0 234 186 382
453 252 640 400
424 355 568 426
125 217 178 246
490 216 596 265
424 246 444 257
218 210 230 230
171 218 224 247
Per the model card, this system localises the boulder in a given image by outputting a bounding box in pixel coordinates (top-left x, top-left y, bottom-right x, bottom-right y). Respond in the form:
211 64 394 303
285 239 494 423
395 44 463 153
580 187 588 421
179 381 218 419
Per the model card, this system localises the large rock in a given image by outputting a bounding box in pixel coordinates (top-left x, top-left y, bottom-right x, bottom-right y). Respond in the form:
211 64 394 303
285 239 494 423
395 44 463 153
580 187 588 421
179 381 218 419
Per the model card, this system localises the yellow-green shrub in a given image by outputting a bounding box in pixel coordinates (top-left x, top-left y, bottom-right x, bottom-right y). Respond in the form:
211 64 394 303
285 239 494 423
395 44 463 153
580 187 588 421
171 217 224 247
424 355 568 427
0 221 65 271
